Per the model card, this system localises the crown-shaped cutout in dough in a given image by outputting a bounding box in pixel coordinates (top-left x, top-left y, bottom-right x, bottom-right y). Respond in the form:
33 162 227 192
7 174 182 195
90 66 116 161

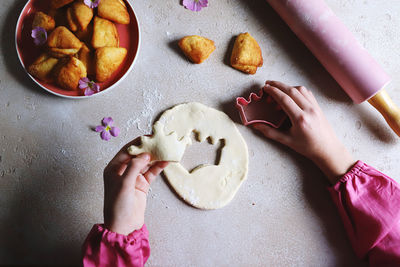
127 122 191 162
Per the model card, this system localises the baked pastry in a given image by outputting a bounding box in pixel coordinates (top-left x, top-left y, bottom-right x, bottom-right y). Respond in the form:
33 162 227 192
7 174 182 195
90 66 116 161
51 0 74 9
178 35 215 64
47 26 82 49
98 0 130 25
28 54 59 82
230 32 263 74
48 47 80 58
77 44 95 75
91 16 119 49
66 7 78 32
53 57 87 90
95 47 127 82
32 12 55 32
71 1 94 31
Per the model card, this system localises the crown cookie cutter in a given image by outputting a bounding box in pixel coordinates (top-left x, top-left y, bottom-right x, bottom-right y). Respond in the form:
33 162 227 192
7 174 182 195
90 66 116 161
235 88 288 128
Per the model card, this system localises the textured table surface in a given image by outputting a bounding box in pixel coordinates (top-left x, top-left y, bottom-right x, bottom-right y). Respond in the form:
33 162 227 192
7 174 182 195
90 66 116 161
1 0 399 265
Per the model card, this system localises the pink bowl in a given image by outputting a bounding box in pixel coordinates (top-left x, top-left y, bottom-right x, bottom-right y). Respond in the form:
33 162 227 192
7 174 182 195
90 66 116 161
15 0 140 98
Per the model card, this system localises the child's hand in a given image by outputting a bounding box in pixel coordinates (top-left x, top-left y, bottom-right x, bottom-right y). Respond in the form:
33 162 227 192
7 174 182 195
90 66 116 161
253 81 355 184
103 141 168 235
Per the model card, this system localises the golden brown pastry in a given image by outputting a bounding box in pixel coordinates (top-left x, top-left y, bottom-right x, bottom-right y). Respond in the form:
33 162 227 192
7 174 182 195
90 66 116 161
47 26 82 49
32 12 55 32
98 0 130 25
66 7 79 32
51 0 75 9
178 35 215 64
95 47 127 82
91 17 119 49
53 57 87 90
230 32 263 74
71 1 94 31
48 47 80 58
28 54 59 82
77 44 95 75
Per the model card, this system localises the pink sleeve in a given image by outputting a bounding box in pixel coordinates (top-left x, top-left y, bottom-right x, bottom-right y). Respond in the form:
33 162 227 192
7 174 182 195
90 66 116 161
82 224 150 267
328 161 400 266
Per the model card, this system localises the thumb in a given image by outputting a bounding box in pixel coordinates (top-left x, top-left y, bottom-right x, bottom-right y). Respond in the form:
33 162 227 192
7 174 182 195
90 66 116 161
252 123 290 146
122 153 151 186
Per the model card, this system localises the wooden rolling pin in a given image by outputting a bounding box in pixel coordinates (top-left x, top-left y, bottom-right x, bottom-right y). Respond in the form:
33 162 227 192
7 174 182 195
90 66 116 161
266 0 400 137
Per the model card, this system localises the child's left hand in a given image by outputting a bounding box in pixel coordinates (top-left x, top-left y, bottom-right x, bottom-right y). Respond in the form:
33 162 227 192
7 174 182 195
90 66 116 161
103 141 168 235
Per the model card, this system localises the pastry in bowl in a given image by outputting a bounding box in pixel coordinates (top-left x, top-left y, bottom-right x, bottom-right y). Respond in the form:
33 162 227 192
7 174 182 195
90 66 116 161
95 47 127 82
28 53 59 82
98 0 130 25
32 11 55 31
47 26 82 49
92 16 119 48
52 56 87 90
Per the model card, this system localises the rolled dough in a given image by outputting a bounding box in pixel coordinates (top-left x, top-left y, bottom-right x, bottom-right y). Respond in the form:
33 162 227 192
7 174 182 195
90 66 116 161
158 102 248 209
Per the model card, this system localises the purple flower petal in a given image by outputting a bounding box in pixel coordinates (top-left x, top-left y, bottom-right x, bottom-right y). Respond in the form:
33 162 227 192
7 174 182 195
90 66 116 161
92 83 100 92
102 117 113 126
84 0 100 8
84 88 94 96
194 2 202 11
110 127 120 137
183 0 196 11
199 0 208 7
183 0 207 11
31 27 47 46
95 125 105 132
101 130 111 141
79 77 90 89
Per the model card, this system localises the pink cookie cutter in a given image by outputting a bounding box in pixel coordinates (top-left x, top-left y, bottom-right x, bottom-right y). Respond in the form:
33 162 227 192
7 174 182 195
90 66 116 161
235 88 288 128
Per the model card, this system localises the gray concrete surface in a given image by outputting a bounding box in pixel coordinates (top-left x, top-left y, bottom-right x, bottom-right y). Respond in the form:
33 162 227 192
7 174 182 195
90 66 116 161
1 0 399 265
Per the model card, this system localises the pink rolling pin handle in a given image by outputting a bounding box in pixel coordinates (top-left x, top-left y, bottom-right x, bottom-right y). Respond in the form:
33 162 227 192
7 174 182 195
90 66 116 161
368 90 400 137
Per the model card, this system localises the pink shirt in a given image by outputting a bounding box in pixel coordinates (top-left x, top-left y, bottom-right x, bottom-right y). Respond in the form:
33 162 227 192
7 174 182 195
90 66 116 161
329 161 400 266
82 161 400 266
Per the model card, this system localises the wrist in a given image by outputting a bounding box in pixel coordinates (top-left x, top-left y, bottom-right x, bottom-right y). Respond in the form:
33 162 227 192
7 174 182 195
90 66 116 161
311 145 356 184
105 221 141 236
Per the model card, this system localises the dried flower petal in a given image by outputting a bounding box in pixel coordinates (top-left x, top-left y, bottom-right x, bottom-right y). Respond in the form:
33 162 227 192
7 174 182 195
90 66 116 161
101 130 111 141
31 27 47 46
110 127 120 137
183 0 208 11
79 77 90 89
102 117 113 126
95 125 105 132
84 0 100 8
91 83 100 92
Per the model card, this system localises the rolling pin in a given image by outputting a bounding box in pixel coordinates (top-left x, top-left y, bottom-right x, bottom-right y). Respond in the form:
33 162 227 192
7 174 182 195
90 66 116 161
265 0 400 137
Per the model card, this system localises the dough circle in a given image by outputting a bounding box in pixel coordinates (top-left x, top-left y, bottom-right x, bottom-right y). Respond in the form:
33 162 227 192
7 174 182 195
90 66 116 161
158 102 248 209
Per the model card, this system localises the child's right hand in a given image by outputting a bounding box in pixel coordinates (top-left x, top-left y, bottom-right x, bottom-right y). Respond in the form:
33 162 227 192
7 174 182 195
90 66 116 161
103 141 168 235
253 81 355 184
